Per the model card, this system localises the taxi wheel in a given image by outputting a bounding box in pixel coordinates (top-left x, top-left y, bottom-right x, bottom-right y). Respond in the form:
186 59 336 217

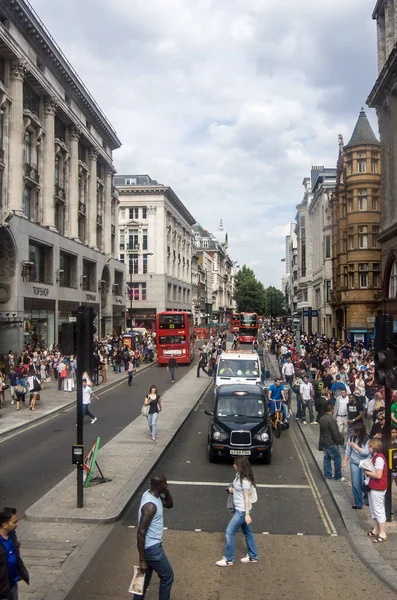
262 450 272 465
208 441 216 463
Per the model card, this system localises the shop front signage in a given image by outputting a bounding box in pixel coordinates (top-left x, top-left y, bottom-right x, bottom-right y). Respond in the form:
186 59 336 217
130 309 156 320
33 286 49 297
86 294 96 302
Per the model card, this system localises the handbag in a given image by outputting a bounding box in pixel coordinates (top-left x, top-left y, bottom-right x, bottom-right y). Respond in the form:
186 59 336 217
60 369 67 379
141 404 150 417
250 485 258 504
15 384 26 394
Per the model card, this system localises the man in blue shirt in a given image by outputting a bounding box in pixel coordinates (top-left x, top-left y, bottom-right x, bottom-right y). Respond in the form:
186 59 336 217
134 475 174 599
268 378 288 422
0 507 29 600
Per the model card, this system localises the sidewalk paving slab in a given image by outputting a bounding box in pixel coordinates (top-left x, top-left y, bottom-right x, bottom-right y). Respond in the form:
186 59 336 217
265 351 397 595
15 369 213 599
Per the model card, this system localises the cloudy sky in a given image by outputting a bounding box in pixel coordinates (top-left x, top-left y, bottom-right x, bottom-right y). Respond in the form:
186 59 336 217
29 0 378 287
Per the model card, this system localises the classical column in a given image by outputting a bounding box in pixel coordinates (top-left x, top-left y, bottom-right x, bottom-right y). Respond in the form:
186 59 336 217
68 126 80 240
104 166 113 256
88 147 98 250
42 97 57 229
8 60 27 215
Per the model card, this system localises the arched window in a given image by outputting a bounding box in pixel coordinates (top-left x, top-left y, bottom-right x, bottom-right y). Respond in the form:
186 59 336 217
389 261 397 298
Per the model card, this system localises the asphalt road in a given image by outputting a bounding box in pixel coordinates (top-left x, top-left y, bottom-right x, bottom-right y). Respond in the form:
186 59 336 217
0 361 191 513
66 384 396 600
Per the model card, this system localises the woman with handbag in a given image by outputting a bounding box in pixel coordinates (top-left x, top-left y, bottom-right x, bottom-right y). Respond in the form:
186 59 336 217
364 438 388 543
216 457 259 567
143 385 162 441
15 375 27 410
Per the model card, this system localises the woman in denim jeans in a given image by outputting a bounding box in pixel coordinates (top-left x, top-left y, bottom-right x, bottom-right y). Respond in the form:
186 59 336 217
216 457 259 567
144 385 161 441
342 422 369 509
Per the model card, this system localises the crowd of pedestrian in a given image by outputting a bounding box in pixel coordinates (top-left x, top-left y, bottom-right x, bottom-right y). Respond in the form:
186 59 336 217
264 324 393 545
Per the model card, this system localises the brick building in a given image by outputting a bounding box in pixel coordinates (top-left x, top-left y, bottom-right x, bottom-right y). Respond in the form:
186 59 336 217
330 109 381 345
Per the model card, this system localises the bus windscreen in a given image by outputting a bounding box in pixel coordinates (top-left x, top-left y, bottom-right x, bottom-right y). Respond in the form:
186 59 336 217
158 314 185 329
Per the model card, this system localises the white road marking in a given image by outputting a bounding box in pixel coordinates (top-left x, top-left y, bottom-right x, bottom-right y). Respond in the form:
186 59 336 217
297 533 304 536
195 529 202 532
262 532 270 535
128 526 135 529
167 480 310 489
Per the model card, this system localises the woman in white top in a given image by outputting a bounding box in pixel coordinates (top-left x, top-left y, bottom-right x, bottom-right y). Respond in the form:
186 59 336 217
216 457 259 567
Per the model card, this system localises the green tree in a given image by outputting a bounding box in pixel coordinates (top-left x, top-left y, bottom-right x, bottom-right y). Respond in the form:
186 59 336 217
264 286 285 317
234 266 266 314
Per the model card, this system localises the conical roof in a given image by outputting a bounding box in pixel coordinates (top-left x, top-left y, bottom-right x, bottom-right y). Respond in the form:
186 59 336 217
345 108 379 148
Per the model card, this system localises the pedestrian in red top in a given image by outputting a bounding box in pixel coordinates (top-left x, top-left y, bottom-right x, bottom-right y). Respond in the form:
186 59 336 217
364 438 388 543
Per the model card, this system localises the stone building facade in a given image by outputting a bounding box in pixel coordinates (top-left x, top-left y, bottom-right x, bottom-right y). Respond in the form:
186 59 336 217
115 174 195 329
368 0 397 317
0 0 124 357
331 110 381 345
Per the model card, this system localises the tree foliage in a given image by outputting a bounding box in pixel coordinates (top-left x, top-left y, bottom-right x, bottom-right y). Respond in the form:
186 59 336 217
234 266 285 316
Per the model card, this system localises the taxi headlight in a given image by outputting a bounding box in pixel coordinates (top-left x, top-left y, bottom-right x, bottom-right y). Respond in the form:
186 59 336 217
260 432 269 442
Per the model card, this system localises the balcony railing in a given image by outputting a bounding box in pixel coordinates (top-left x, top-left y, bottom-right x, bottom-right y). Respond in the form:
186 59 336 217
78 201 86 215
24 163 39 184
55 184 66 202
97 214 103 226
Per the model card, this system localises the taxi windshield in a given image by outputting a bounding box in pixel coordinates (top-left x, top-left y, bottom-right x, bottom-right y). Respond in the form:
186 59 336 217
216 395 265 418
218 359 259 377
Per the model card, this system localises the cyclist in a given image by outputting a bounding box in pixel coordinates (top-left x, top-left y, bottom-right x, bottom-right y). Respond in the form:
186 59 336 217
268 377 289 423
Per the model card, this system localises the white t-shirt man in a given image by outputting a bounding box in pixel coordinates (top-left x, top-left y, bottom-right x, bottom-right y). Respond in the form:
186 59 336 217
82 384 93 405
300 381 313 401
233 476 252 512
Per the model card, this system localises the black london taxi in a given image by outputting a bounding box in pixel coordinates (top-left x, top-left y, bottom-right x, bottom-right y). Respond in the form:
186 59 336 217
204 383 272 464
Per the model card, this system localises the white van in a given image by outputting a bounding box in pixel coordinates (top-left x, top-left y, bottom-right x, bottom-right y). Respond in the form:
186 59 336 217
215 350 261 392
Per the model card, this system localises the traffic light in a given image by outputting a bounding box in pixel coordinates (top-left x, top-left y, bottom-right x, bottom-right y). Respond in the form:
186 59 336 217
374 348 393 386
82 306 97 375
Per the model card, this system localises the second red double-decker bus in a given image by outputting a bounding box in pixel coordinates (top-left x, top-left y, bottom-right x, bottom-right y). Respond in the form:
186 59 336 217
229 313 240 333
238 312 258 343
156 311 195 364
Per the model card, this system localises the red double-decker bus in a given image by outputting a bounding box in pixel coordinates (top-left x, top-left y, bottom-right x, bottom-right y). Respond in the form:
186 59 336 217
156 311 195 364
238 312 258 343
229 313 240 333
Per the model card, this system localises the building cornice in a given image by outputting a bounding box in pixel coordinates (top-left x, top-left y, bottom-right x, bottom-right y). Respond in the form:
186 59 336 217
367 44 397 107
117 185 196 226
372 0 385 19
2 0 121 149
377 221 397 243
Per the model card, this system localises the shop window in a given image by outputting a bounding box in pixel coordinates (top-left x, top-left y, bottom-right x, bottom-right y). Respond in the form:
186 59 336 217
358 226 368 249
128 282 147 301
82 259 96 292
358 263 368 289
142 229 148 250
141 283 147 300
78 142 86 163
129 257 138 275
358 189 367 211
60 251 77 288
120 231 125 250
129 230 139 250
29 240 53 284
142 206 147 219
114 270 124 294
373 263 381 288
129 207 139 220
389 262 397 298
325 235 331 258
24 186 31 219
143 254 148 274
24 131 32 166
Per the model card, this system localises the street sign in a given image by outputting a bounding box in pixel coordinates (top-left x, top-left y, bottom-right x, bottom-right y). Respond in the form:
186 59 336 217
367 317 375 324
303 310 309 317
311 309 319 317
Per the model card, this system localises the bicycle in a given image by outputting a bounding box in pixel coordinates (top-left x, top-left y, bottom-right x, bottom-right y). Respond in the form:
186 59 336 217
270 400 286 438
91 369 104 386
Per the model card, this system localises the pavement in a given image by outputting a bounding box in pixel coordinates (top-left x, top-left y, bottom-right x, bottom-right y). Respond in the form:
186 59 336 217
1 359 213 599
0 362 154 439
266 351 397 595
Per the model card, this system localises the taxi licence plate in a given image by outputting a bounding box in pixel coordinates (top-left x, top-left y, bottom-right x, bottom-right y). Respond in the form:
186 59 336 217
230 450 251 456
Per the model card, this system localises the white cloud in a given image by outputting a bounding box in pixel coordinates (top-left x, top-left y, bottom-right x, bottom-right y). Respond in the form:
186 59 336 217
29 0 378 286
